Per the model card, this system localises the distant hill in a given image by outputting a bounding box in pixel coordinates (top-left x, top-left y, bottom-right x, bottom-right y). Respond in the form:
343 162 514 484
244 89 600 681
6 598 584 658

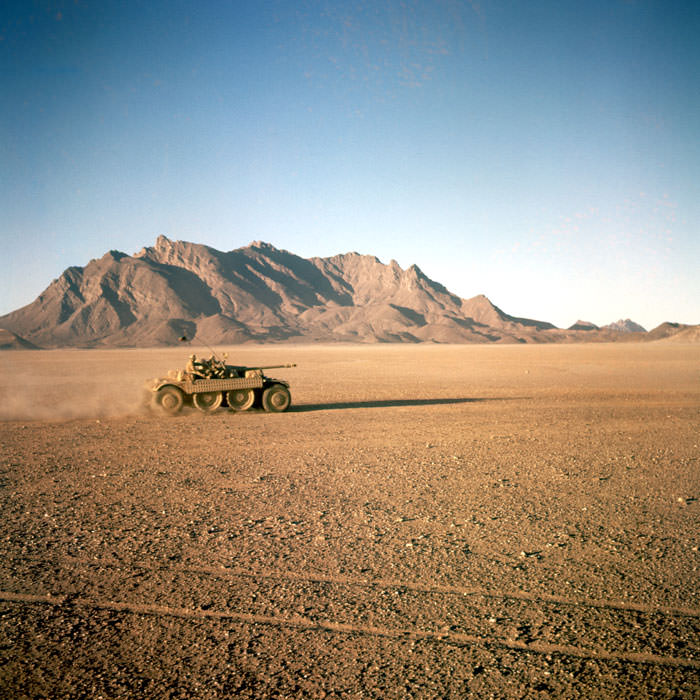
568 320 599 331
0 237 695 347
663 326 700 342
646 322 700 343
646 322 686 341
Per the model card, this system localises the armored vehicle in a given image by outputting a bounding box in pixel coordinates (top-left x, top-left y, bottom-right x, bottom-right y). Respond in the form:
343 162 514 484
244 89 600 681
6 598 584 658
146 357 296 415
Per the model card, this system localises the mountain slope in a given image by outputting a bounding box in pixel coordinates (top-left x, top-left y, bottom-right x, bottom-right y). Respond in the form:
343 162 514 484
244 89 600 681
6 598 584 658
0 328 39 350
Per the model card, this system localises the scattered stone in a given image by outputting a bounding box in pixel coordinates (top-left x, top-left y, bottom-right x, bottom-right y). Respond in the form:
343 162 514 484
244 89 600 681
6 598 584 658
520 550 542 559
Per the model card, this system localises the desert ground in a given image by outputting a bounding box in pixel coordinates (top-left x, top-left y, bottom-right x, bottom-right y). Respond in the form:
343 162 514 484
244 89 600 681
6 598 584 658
0 343 698 698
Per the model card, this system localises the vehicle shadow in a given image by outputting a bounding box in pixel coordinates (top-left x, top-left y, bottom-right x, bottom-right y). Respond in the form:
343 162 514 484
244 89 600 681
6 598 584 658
291 397 516 412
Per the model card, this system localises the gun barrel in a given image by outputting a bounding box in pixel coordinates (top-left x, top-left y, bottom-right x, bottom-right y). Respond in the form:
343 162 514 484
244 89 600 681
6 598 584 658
254 363 297 370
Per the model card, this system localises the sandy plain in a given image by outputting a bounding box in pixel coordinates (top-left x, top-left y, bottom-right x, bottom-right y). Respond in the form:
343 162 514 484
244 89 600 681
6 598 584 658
0 343 698 698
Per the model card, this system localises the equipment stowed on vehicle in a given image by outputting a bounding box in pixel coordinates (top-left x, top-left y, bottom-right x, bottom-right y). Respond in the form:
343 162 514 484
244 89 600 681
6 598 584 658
146 357 297 414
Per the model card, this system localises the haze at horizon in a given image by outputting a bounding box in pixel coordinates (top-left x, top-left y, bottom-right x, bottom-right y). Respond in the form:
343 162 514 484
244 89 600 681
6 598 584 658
2 0 698 330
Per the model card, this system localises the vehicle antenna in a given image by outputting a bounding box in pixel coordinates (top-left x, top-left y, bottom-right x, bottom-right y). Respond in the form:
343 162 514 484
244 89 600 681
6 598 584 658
178 334 221 362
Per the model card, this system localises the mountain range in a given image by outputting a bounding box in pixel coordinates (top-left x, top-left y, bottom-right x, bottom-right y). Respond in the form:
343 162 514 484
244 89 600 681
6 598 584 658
0 236 696 348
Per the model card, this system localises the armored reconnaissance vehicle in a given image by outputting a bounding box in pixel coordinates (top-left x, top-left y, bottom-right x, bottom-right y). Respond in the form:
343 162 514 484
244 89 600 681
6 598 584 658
146 354 296 414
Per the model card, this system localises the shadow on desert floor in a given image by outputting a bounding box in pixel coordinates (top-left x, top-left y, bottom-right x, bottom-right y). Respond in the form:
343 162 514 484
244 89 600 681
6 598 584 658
291 397 522 412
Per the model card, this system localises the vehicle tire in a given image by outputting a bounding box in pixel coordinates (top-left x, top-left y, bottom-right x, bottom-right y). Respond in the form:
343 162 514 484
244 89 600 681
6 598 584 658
156 386 184 414
226 388 255 411
193 391 223 413
262 384 291 413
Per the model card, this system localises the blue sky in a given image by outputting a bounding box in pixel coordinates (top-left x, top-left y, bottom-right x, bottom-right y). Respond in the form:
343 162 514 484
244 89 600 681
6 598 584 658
2 0 698 329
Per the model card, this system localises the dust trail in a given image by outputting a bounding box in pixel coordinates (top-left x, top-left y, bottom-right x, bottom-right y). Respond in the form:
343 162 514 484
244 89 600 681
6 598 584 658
0 370 146 421
0 348 188 422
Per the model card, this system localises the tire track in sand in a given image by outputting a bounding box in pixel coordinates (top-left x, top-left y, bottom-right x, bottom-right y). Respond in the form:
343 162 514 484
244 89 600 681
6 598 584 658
9 554 700 617
1 556 699 669
0 589 698 670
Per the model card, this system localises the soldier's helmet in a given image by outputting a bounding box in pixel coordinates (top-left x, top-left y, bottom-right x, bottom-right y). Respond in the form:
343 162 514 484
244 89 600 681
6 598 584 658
189 354 196 360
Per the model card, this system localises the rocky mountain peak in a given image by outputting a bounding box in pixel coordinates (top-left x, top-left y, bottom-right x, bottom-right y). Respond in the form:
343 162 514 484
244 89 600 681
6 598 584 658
136 234 185 258
249 240 279 251
603 318 647 333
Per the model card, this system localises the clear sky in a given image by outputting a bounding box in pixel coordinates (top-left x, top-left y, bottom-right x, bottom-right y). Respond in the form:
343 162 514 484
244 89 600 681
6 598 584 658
2 0 698 330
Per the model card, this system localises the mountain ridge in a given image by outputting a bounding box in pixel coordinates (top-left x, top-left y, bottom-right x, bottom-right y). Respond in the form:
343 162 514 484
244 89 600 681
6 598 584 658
0 237 695 347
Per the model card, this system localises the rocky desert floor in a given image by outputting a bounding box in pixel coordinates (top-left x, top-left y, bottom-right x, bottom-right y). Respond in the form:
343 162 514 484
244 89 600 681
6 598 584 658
0 343 698 699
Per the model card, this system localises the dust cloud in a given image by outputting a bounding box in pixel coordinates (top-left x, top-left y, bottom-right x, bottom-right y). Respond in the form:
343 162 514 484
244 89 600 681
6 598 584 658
0 348 186 422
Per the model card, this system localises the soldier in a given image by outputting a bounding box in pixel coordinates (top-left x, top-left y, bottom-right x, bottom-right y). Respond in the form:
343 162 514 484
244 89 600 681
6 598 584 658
203 353 223 378
212 354 228 378
185 354 205 380
198 355 212 378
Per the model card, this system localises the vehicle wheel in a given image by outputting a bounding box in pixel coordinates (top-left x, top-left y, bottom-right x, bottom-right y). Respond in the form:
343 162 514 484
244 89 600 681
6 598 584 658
262 384 291 413
156 386 184 414
226 388 255 411
193 391 223 413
